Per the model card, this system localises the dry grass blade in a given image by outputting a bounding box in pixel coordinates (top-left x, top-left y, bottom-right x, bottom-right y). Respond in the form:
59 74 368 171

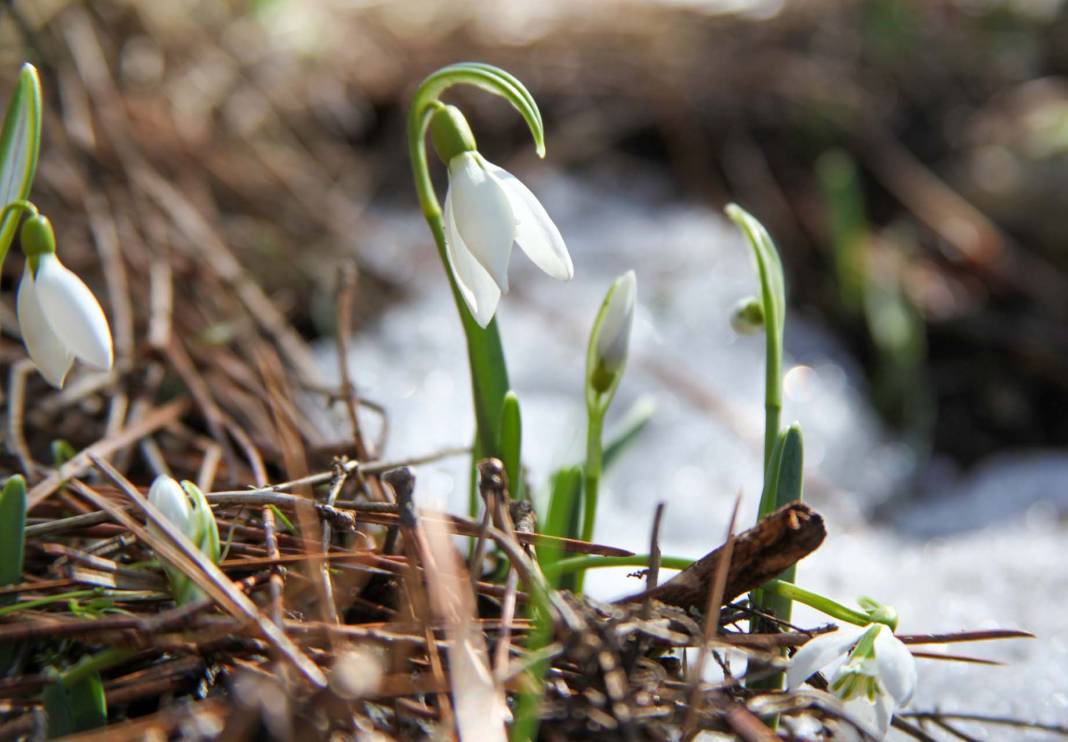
80 455 328 688
26 399 190 510
420 510 508 741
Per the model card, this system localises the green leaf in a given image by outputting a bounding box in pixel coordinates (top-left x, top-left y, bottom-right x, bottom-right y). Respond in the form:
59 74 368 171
725 204 787 502
266 504 295 534
774 423 804 509
50 439 77 466
498 390 523 501
816 149 867 313
410 62 545 158
757 423 804 629
540 466 582 584
0 63 42 264
181 480 220 564
0 475 26 604
602 396 655 471
44 672 107 738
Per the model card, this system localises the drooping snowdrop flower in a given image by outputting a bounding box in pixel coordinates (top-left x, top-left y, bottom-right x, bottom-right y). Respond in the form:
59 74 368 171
588 270 637 400
147 475 220 604
787 622 917 739
432 105 573 327
15 215 113 388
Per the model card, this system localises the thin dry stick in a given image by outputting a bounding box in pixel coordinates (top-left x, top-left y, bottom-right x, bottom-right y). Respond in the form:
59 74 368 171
7 359 38 478
80 457 327 687
335 261 387 503
682 493 742 739
147 258 173 350
207 445 470 497
318 461 349 625
261 502 285 629
85 191 135 362
26 398 190 509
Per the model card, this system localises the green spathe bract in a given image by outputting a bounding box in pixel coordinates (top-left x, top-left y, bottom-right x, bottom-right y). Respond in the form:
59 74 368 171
0 63 42 272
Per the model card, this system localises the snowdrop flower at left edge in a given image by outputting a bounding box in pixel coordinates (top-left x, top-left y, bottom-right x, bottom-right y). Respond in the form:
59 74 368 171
787 622 917 739
16 215 113 388
432 105 573 328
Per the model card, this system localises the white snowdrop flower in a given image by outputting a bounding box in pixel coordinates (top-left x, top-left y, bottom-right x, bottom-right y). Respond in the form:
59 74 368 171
443 150 573 327
787 623 917 739
16 216 113 388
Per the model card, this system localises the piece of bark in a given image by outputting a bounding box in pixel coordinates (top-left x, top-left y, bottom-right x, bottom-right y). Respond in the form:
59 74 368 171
617 502 825 612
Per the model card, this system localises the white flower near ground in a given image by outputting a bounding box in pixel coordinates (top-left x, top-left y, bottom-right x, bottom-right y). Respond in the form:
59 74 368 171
148 475 194 536
787 623 917 739
147 475 220 605
16 253 113 388
443 151 572 327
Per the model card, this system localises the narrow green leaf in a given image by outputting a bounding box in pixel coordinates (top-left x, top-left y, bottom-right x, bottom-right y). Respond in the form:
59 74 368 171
816 149 867 313
725 204 787 505
774 423 804 509
603 396 655 471
44 672 107 738
0 475 27 604
758 424 805 639
758 431 788 521
498 390 523 501
540 466 582 583
266 503 295 534
50 439 77 466
0 63 43 264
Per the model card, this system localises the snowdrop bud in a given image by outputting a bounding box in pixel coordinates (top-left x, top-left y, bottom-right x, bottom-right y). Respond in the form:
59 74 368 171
19 214 55 260
148 475 193 537
430 104 477 165
148 475 220 605
730 297 764 335
588 271 637 398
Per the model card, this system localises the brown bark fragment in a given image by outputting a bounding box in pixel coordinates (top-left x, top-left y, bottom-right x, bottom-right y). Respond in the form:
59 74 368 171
617 502 825 611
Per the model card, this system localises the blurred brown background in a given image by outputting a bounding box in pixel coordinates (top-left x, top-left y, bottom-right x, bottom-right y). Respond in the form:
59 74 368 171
3 0 1067 476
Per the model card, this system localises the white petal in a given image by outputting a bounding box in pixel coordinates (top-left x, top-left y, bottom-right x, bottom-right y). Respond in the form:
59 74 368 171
16 267 73 388
874 628 917 705
148 475 193 535
595 271 636 374
786 625 865 690
448 152 514 292
33 254 113 370
445 188 501 328
484 161 573 281
841 695 893 741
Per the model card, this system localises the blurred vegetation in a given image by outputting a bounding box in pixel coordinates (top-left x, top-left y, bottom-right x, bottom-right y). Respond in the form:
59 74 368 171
1 0 1066 469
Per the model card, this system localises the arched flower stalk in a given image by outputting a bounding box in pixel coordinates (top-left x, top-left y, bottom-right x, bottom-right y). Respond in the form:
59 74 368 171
407 63 569 510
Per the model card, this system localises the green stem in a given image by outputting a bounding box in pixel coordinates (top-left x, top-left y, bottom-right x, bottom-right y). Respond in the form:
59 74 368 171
0 198 38 268
61 647 136 688
545 553 693 581
763 579 875 628
574 410 604 593
0 589 102 617
407 84 510 475
759 312 782 516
